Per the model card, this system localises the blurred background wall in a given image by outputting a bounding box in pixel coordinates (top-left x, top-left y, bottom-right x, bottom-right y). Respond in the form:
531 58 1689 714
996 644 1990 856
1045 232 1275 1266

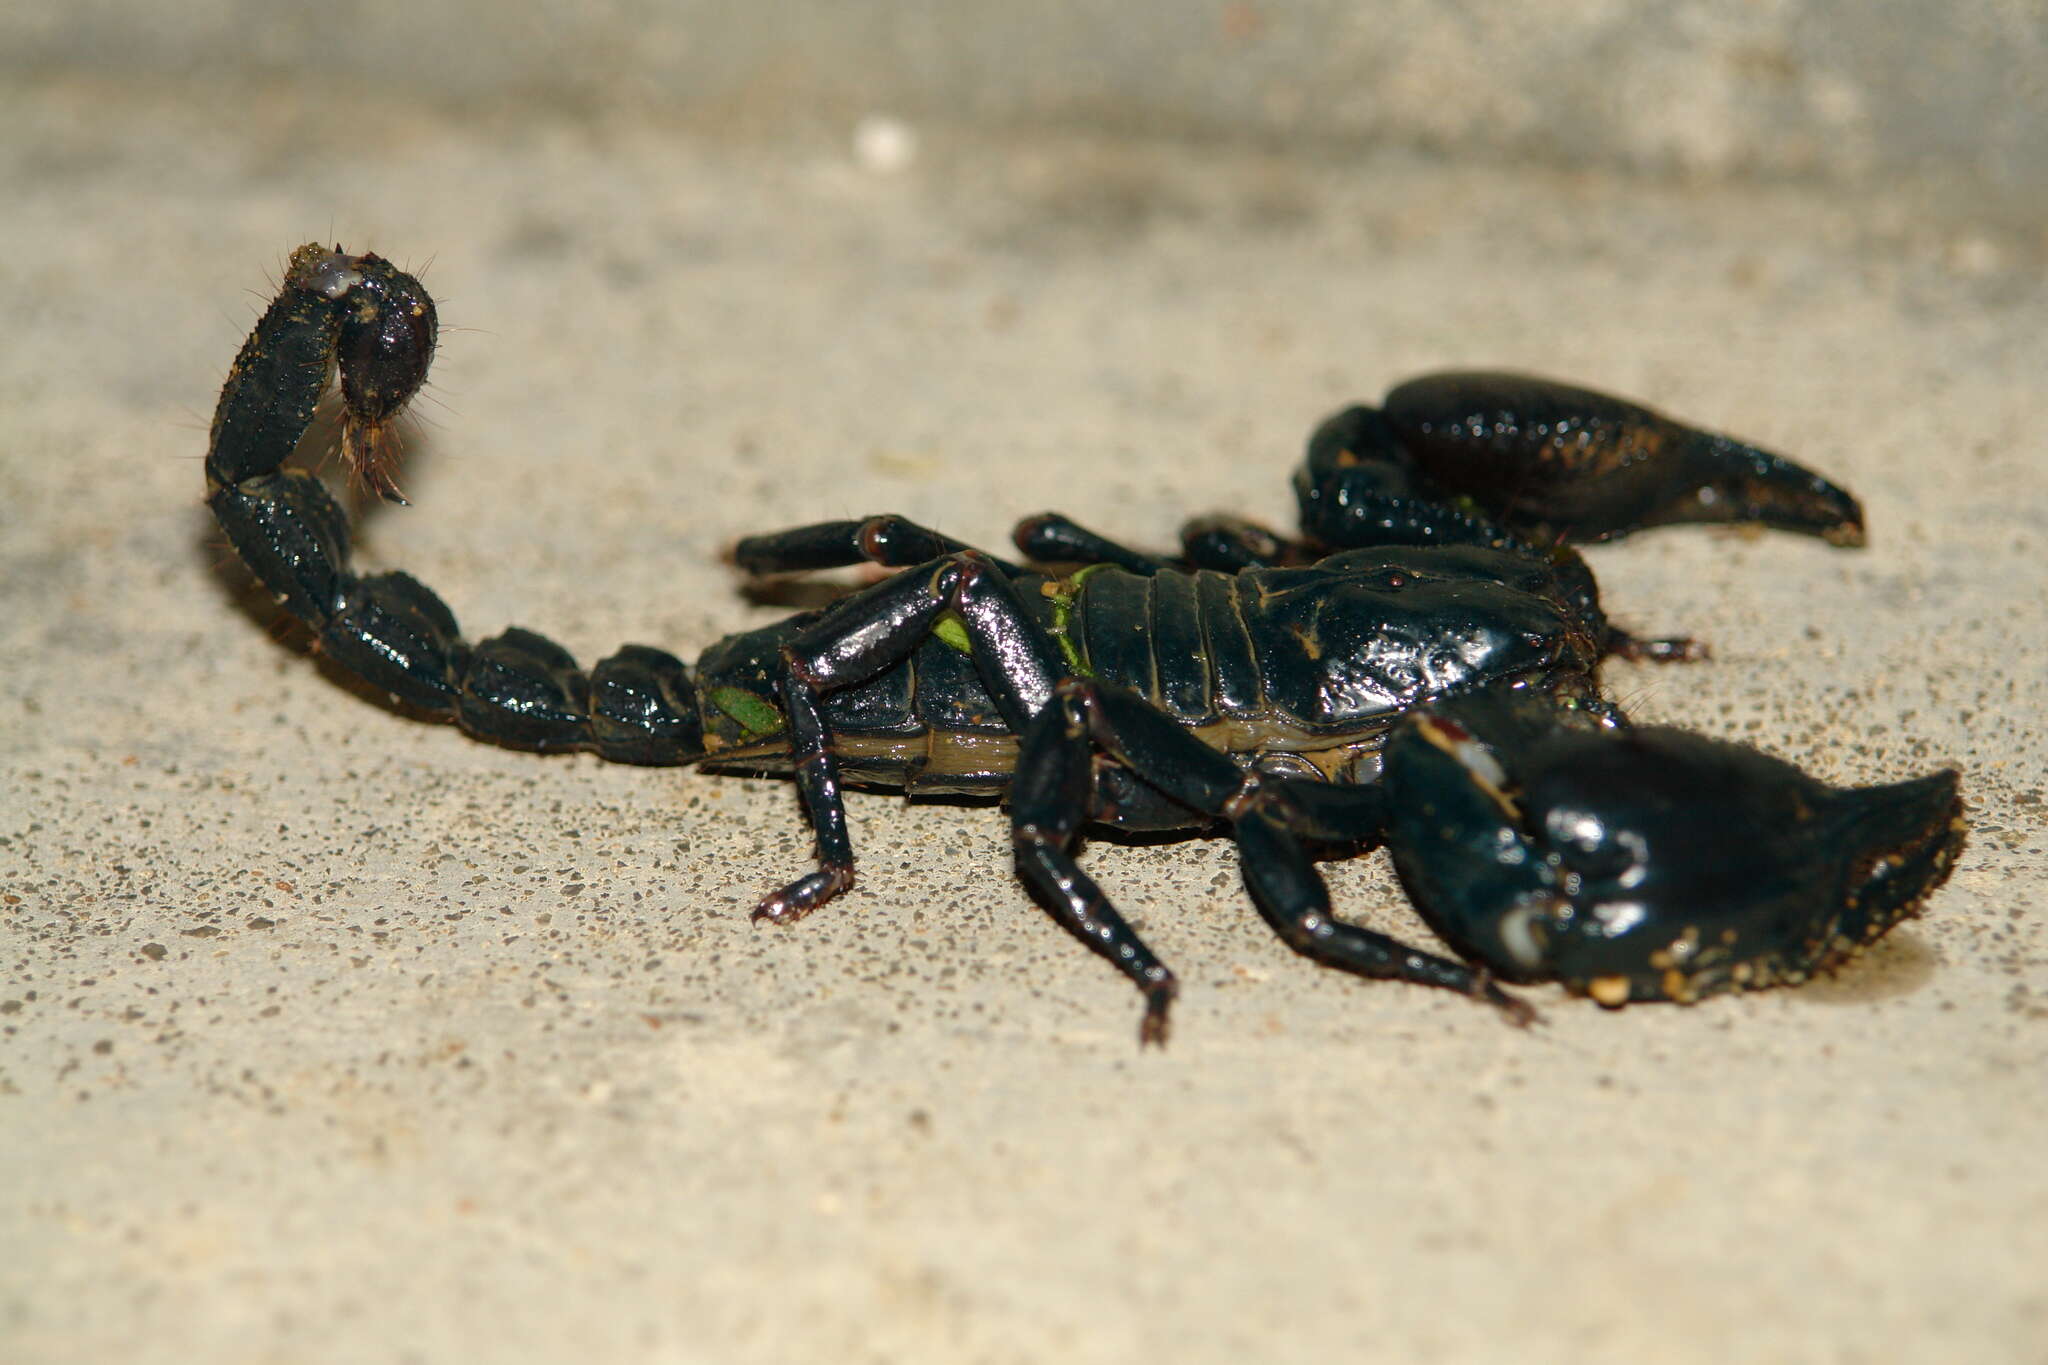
6 1 2042 221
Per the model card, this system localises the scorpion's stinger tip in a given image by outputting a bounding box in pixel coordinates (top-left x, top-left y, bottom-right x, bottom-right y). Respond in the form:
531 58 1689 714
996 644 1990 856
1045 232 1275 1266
342 415 413 506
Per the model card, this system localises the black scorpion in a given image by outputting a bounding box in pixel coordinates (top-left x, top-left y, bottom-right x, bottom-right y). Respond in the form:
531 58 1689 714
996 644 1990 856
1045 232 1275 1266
204 244 1967 1042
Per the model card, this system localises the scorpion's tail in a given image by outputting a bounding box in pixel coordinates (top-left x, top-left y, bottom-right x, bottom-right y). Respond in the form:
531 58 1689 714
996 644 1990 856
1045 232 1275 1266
204 244 706 764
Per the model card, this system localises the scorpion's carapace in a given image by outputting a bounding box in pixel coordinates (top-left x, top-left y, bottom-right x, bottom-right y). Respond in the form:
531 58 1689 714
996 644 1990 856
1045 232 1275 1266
203 244 1964 1043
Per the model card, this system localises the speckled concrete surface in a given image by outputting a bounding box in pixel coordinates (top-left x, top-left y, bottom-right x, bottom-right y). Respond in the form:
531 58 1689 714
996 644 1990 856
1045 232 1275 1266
2 78 2044 1364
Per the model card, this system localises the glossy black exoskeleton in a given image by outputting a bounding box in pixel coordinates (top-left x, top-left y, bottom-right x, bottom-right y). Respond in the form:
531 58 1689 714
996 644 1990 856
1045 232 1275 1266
1299 372 1867 549
1381 688 1962 1006
203 245 1965 1043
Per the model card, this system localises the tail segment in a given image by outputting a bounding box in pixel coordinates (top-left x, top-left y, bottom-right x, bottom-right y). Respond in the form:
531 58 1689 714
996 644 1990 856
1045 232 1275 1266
204 244 705 764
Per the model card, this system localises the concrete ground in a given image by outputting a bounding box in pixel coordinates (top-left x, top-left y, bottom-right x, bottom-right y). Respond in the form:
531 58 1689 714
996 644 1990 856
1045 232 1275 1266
2 74 2043 1364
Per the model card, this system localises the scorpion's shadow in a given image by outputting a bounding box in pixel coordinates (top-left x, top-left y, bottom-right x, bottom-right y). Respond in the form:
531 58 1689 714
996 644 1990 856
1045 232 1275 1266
1791 930 1939 1004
